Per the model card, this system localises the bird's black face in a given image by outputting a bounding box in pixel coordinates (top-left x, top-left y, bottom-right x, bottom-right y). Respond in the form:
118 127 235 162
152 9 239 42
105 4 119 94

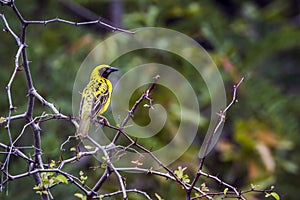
99 67 119 78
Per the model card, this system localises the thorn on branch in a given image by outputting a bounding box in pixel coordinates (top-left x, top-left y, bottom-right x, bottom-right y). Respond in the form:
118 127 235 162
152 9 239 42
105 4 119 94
9 106 16 111
27 88 36 96
128 110 134 118
0 0 12 6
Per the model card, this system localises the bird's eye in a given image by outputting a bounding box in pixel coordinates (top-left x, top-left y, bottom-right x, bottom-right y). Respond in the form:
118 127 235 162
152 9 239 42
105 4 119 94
99 68 106 75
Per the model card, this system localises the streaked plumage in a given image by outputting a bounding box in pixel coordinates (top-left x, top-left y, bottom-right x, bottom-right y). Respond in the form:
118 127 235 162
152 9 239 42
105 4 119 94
76 65 118 137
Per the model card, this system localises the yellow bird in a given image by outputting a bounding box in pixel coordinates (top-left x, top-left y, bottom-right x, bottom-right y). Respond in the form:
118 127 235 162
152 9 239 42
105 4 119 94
76 65 118 137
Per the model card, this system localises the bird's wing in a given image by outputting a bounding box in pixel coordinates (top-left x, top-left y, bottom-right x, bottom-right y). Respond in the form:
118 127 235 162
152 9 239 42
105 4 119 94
77 89 93 137
91 82 109 118
79 94 85 118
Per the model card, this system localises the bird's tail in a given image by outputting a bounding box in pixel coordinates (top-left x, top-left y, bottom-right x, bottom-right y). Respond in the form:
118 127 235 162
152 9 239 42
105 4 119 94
76 118 90 137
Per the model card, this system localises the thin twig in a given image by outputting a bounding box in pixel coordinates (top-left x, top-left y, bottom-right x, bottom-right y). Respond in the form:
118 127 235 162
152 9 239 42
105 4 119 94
25 18 134 34
99 189 151 200
0 13 21 45
187 77 245 199
87 136 127 200
103 119 189 190
111 75 160 144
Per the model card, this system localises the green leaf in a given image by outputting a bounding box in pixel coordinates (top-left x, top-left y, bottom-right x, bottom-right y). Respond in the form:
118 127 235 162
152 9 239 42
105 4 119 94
74 193 83 198
99 195 104 200
74 193 86 200
174 166 190 183
33 185 41 190
143 103 150 108
200 183 209 192
174 166 185 179
155 193 164 200
70 147 76 152
42 190 49 195
49 160 56 168
265 192 280 200
194 192 200 197
55 174 68 184
223 188 229 195
84 145 93 150
0 117 6 123
79 171 88 184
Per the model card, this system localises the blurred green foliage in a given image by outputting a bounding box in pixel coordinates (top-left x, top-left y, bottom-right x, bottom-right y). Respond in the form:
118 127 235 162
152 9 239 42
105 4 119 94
0 0 299 199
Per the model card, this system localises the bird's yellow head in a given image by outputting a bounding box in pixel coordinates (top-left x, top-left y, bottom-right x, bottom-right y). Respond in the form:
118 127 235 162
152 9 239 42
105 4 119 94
90 65 119 79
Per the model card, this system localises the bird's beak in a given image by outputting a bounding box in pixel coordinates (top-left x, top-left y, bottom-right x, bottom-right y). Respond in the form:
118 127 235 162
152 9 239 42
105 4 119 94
102 66 119 78
108 67 119 73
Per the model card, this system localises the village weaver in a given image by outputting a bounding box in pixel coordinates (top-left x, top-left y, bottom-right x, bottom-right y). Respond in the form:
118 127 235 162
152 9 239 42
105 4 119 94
76 65 118 137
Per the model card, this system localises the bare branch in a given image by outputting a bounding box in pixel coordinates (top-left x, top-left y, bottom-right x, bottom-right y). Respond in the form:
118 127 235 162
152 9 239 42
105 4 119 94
187 77 245 199
111 75 160 144
0 14 20 44
86 136 127 199
100 189 151 200
25 17 134 34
